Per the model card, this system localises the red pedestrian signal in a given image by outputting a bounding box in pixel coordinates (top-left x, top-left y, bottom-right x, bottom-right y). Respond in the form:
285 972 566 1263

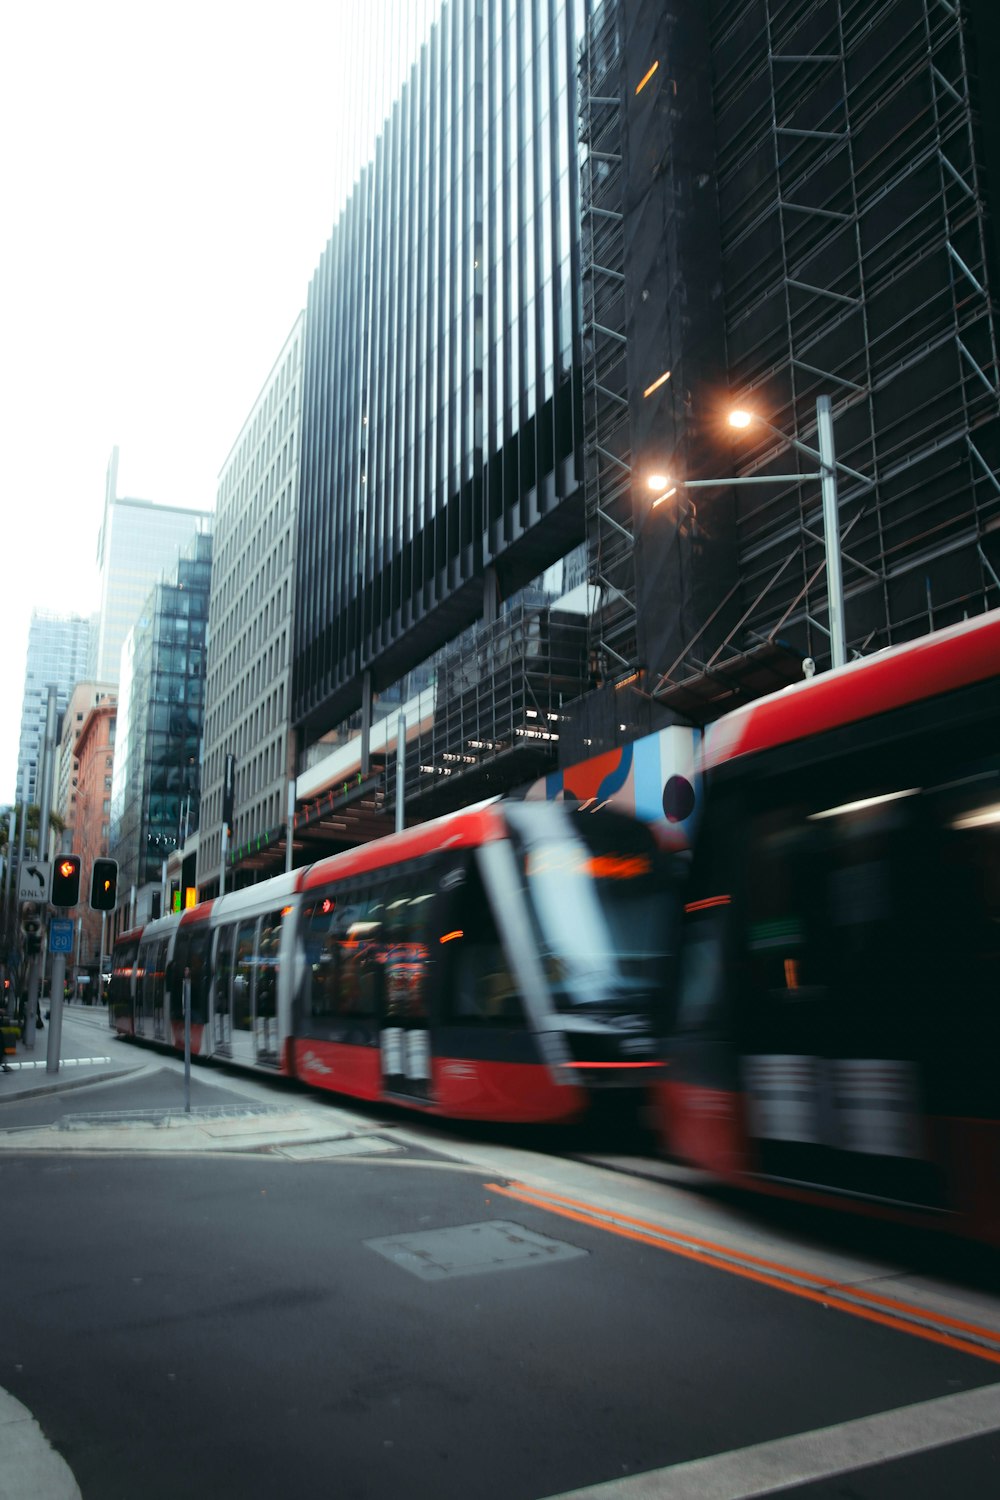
90 858 119 912
51 855 82 907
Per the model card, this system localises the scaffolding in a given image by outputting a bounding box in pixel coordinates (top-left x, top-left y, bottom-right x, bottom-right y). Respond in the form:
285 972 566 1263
626 0 1000 712
579 2 639 682
702 1 995 679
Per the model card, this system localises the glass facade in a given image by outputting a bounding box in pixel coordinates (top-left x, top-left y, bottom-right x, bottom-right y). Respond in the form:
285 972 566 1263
293 0 587 742
109 535 212 900
92 449 213 688
16 612 92 809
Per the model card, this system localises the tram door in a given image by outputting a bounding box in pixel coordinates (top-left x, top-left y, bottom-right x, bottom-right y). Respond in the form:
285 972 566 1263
230 917 257 1067
151 940 168 1041
214 924 234 1055
254 909 282 1066
135 945 153 1038
377 875 434 1101
738 790 941 1207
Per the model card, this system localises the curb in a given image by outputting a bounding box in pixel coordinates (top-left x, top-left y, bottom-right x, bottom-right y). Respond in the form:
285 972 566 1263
0 1065 146 1104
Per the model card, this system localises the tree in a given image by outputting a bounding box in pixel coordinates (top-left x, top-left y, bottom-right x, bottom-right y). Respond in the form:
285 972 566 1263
0 803 67 861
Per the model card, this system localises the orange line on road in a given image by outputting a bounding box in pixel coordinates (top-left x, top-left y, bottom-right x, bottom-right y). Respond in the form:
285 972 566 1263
489 1182 1000 1348
485 1182 1000 1367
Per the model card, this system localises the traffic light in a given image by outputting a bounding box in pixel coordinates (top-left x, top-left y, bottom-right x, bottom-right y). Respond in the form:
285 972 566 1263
51 855 82 907
20 901 43 954
90 858 119 912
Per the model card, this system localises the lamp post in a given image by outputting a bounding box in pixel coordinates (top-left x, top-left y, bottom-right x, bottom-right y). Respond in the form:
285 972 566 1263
648 395 855 670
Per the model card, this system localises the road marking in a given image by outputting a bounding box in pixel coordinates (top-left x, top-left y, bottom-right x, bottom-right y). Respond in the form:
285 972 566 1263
542 1381 1000 1498
3 1057 113 1070
485 1182 1000 1365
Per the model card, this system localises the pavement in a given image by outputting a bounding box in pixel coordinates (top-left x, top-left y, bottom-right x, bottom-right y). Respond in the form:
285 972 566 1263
1 1001 133 1101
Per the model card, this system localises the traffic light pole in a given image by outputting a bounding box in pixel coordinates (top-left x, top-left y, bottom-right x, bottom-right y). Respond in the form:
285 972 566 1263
47 947 66 1072
46 838 71 1073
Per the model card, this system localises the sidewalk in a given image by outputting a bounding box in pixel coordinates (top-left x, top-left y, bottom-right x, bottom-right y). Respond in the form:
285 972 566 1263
0 1000 397 1157
0 1001 139 1102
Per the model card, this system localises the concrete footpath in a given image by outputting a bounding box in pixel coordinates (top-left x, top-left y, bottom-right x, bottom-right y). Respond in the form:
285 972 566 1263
1 1001 134 1099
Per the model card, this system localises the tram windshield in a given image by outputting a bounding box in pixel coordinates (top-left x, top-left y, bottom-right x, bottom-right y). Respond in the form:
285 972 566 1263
506 804 681 1013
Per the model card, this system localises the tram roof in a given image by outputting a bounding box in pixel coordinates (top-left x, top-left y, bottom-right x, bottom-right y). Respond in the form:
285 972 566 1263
301 799 508 891
703 606 1000 770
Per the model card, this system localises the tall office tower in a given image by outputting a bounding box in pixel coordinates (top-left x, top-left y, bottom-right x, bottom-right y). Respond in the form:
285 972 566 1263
578 0 1000 730
91 447 214 686
293 0 591 825
109 534 212 922
198 315 305 896
16 611 92 812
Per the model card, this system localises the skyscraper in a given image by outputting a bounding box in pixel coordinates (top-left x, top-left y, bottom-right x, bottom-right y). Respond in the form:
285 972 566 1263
293 0 590 818
109 534 212 919
16 610 92 810
91 447 213 686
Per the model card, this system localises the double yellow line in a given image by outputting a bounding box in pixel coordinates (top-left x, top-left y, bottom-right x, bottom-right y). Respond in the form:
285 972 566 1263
485 1180 1000 1366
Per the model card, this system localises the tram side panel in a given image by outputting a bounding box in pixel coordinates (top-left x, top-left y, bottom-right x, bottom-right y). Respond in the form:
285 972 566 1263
662 621 1000 1245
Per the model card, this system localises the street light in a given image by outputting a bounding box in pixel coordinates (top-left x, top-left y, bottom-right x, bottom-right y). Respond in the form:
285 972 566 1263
647 394 857 670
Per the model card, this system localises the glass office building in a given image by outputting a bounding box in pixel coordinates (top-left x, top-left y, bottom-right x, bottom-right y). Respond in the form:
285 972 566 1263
15 611 92 810
293 0 590 809
109 534 212 915
92 447 213 687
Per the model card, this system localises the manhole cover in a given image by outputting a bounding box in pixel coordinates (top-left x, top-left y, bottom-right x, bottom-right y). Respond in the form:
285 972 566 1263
365 1220 586 1280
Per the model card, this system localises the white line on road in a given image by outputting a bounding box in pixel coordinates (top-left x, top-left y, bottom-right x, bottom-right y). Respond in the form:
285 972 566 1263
544 1382 1000 1499
2 1057 112 1070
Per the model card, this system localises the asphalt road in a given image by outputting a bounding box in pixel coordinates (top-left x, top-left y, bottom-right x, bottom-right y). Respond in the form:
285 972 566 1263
2 1014 999 1499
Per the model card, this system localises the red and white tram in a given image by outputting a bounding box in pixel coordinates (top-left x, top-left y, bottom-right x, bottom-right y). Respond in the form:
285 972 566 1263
110 799 681 1124
660 608 1000 1245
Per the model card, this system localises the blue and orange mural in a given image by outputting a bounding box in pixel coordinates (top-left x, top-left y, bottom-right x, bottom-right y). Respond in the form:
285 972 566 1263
524 725 701 850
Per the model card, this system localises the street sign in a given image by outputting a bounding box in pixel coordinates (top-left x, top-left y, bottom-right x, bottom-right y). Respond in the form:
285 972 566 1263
49 919 75 955
18 861 51 903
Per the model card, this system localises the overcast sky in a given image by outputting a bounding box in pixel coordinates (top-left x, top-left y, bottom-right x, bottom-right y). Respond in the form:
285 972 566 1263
0 0 441 805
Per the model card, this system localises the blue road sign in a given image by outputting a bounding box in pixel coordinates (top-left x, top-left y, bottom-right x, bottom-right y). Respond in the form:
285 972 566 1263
49 919 75 955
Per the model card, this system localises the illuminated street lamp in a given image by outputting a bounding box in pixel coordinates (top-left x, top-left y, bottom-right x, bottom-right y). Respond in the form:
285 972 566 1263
646 394 859 670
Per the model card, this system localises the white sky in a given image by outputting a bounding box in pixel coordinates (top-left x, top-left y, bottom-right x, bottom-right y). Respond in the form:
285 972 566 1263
0 0 441 805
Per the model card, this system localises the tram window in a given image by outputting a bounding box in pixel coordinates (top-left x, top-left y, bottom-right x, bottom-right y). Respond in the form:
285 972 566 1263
518 818 677 1012
301 897 340 1019
257 910 282 1023
233 919 257 1031
300 886 381 1020
922 770 1000 1110
381 874 434 1022
139 944 156 1015
446 866 521 1024
741 794 924 1054
335 888 382 1018
173 927 212 1025
215 924 235 1014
